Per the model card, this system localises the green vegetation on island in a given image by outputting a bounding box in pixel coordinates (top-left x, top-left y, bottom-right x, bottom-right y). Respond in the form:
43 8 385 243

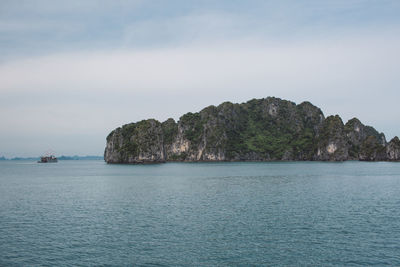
104 97 400 163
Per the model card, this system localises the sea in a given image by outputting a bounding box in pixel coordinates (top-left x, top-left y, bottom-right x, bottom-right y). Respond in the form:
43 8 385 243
1 160 400 266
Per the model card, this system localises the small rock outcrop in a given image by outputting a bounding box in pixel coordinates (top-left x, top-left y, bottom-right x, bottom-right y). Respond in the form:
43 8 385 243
386 137 400 161
105 119 165 163
104 97 398 163
314 115 348 161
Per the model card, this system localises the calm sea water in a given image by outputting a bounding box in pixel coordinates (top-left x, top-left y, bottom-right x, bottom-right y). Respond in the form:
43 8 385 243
1 160 400 266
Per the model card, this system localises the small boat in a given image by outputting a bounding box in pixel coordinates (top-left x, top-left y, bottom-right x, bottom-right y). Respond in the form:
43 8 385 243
38 155 58 163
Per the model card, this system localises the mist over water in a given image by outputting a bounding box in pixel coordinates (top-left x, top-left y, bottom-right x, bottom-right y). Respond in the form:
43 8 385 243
1 161 400 265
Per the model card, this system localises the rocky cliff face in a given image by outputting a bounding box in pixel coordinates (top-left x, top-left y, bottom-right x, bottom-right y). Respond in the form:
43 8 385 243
104 97 398 163
386 137 400 161
104 119 165 163
314 115 348 161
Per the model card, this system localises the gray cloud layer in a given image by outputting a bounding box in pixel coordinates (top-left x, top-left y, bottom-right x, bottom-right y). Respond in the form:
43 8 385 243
1 1 399 157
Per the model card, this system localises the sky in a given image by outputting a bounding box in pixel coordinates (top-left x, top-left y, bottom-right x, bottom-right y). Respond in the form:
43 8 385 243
1 0 400 157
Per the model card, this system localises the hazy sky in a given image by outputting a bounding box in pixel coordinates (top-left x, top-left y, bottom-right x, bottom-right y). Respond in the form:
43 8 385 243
1 0 399 157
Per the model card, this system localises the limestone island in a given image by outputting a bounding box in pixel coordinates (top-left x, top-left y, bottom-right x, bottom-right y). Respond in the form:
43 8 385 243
104 97 400 163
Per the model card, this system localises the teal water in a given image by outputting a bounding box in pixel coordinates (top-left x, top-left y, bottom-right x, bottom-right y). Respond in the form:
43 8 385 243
1 160 400 266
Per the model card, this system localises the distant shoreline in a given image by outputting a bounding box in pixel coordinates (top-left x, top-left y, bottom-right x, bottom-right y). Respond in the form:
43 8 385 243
0 155 103 161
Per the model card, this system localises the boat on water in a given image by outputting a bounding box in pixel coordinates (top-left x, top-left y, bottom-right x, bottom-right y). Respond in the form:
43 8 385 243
38 155 58 163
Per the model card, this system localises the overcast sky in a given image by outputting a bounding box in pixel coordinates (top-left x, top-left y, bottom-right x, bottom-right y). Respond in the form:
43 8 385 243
1 0 399 157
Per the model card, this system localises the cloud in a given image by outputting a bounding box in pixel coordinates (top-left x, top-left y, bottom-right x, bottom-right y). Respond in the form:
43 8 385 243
1 32 399 96
120 12 250 47
1 32 399 142
1 1 400 156
2 1 400 61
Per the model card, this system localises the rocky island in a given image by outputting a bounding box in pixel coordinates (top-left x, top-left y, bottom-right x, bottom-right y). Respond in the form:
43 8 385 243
104 97 400 163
